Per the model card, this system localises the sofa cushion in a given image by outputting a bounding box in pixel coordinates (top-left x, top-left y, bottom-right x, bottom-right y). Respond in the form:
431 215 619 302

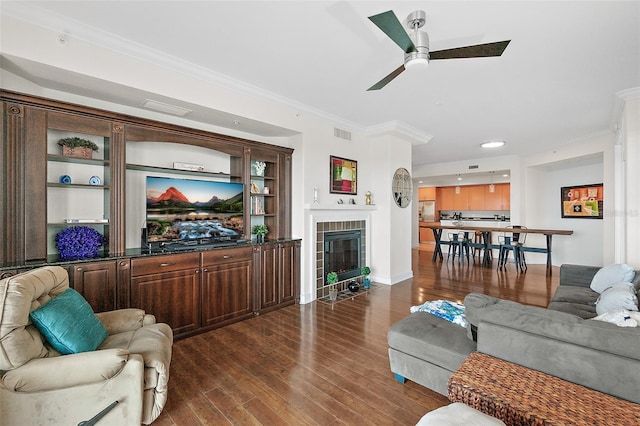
590 264 635 293
595 284 638 315
550 285 599 305
547 285 599 318
30 288 108 355
387 312 476 372
547 301 597 319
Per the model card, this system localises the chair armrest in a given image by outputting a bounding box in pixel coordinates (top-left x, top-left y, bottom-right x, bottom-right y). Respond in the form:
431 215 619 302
96 309 155 334
2 348 139 392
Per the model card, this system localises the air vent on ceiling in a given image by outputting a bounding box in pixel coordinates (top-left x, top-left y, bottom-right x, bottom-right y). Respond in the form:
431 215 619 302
334 127 352 141
468 165 479 169
140 99 192 117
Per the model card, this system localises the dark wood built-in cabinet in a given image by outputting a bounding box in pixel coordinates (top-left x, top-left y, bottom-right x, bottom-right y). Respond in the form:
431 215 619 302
131 253 202 335
1 90 300 339
201 247 253 327
70 261 117 313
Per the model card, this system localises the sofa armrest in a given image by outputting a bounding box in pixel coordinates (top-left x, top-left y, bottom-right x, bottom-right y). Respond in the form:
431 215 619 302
2 348 139 392
559 264 600 288
96 309 155 334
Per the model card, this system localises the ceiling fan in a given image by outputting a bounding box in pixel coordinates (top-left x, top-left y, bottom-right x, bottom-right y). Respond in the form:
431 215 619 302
367 10 511 91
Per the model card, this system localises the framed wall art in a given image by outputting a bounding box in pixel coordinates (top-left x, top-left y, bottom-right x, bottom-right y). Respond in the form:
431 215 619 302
330 156 357 195
560 183 603 219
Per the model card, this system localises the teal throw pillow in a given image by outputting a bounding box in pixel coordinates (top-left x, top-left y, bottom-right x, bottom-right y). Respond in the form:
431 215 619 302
29 288 108 355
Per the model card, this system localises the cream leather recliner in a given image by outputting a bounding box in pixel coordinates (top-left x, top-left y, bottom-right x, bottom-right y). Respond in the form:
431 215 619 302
0 266 173 425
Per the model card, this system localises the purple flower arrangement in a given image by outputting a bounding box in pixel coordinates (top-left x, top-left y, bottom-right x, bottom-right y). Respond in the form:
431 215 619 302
55 226 106 261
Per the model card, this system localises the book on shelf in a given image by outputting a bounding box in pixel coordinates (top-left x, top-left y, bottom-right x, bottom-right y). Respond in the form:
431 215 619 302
251 197 264 215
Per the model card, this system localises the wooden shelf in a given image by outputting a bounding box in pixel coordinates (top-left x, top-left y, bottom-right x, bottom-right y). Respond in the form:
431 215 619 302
47 183 110 189
48 154 109 166
126 163 240 179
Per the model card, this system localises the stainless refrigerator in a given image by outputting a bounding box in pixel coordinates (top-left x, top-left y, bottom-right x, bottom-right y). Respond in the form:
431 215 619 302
419 200 435 222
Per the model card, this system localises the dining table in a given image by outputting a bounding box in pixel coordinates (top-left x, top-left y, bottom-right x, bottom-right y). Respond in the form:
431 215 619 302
424 223 574 273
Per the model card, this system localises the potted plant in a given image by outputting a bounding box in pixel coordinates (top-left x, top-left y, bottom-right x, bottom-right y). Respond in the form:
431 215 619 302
58 137 99 159
326 271 339 301
251 224 268 243
361 266 372 289
55 226 106 261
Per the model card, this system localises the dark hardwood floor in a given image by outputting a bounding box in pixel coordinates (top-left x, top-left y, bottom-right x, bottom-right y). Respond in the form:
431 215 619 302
154 247 560 425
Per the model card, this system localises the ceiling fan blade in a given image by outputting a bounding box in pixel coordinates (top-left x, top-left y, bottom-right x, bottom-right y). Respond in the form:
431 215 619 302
430 40 511 60
367 65 406 91
368 10 417 53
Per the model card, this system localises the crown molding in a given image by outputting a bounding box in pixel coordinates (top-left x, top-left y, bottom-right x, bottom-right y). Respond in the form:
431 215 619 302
1 2 363 133
611 87 640 131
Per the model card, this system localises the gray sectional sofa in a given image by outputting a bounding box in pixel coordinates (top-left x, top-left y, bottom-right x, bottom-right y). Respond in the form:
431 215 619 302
388 264 640 404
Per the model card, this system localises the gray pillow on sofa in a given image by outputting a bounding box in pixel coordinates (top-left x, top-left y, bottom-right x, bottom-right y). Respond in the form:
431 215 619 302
590 264 635 293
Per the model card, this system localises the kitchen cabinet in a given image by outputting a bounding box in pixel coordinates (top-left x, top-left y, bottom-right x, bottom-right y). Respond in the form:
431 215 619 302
419 226 435 243
453 186 469 210
201 247 253 327
437 183 510 212
468 186 485 210
438 186 456 210
485 183 510 210
419 187 436 200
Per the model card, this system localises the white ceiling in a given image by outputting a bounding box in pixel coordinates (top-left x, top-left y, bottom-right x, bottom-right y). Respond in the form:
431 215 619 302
2 1 639 175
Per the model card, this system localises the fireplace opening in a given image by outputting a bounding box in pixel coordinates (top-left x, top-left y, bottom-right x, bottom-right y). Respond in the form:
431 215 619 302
324 230 362 282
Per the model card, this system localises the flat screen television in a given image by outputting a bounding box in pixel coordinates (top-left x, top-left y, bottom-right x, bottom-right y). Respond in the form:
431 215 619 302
145 176 244 245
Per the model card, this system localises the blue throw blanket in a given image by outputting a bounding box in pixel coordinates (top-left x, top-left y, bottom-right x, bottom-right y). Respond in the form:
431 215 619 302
410 300 467 327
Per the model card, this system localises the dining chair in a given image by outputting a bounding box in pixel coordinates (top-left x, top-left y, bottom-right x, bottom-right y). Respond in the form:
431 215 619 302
497 226 527 271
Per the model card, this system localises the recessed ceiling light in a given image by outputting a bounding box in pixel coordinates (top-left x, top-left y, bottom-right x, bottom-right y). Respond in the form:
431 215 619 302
481 141 506 149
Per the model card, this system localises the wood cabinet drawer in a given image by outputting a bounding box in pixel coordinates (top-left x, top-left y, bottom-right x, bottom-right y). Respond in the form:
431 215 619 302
201 246 252 265
131 253 200 276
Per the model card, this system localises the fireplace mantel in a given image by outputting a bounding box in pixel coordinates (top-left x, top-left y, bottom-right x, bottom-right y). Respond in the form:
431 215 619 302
304 204 377 211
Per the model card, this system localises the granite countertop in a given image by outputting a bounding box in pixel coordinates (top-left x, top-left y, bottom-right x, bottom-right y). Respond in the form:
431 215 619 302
0 237 302 271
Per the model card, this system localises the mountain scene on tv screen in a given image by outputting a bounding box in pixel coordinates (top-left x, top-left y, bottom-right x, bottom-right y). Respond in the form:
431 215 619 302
146 181 243 242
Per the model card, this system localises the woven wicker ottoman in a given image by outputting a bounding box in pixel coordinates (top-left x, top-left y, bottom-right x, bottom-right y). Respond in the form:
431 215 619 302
448 352 640 425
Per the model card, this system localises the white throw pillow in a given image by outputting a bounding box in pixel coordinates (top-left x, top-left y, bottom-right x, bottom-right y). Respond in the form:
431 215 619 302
590 264 636 293
595 283 639 315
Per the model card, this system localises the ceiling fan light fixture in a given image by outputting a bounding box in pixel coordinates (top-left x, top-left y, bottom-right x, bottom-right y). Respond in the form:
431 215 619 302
404 28 430 69
481 140 506 149
405 56 429 68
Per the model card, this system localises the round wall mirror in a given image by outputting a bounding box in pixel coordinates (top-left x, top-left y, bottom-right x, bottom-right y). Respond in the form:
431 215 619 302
392 168 412 208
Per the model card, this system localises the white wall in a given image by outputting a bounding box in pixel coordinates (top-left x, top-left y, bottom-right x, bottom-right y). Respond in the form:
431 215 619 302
621 97 640 268
522 132 614 266
368 134 413 284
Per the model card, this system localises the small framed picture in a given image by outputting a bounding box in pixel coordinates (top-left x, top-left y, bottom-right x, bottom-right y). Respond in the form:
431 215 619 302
330 156 357 195
560 183 603 219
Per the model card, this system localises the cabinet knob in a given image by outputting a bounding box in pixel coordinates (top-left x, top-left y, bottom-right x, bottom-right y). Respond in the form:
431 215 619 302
203 268 208 272
120 261 127 266
160 263 171 267
223 255 231 259
76 267 83 272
